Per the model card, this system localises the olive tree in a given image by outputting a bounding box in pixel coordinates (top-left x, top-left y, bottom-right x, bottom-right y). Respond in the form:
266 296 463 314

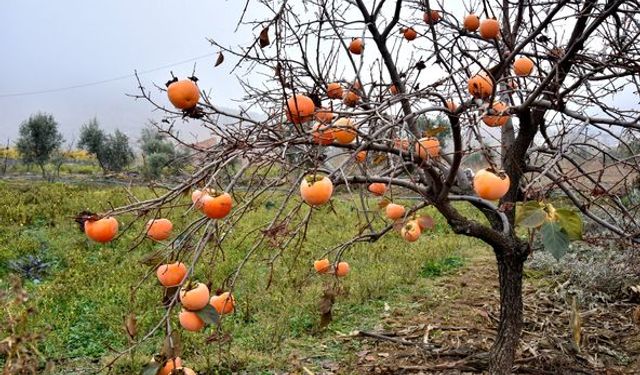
78 118 134 174
16 113 64 178
139 126 189 180
96 1 640 373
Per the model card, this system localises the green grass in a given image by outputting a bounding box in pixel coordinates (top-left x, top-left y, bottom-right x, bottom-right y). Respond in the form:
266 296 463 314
420 256 465 278
0 181 484 373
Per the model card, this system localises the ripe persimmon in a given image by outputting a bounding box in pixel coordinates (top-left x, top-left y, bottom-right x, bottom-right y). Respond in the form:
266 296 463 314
333 118 357 144
174 368 196 375
286 94 316 124
473 168 511 200
467 73 494 99
179 283 210 311
314 258 331 273
401 221 421 242
479 18 500 39
312 122 335 145
385 203 406 220
300 175 333 206
482 102 510 127
179 310 205 332
202 192 232 219
403 27 418 41
415 137 440 159
368 183 387 196
210 292 235 315
349 38 364 54
355 150 367 163
146 218 173 241
85 217 118 243
167 79 200 110
343 91 360 107
389 84 398 95
463 14 480 32
156 262 188 287
327 82 344 99
315 108 334 123
423 10 441 25
513 57 534 77
191 189 209 209
158 357 182 375
335 262 350 277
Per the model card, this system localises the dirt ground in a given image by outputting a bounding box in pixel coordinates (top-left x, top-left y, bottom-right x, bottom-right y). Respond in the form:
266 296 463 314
332 253 640 374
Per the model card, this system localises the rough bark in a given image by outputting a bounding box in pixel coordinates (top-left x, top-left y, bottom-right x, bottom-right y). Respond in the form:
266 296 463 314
488 244 526 374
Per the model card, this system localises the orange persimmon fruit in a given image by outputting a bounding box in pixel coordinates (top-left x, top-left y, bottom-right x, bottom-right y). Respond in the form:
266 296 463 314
300 175 333 206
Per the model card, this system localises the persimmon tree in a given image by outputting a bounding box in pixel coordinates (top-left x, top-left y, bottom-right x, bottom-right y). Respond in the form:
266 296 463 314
87 0 640 374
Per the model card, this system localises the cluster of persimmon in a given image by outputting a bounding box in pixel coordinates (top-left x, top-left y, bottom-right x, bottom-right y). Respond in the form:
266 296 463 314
83 189 232 244
175 281 235 332
313 258 350 277
83 187 237 339
385 202 432 243
84 216 175 244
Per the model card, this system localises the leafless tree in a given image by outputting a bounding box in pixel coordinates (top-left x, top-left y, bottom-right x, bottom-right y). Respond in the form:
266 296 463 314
104 0 640 373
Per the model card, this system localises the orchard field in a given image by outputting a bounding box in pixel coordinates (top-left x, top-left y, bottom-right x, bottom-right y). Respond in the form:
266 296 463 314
0 180 478 373
2 180 639 374
4 0 640 374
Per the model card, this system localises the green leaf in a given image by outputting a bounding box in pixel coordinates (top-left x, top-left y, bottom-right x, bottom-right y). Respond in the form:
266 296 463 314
141 361 161 375
516 201 547 229
541 222 570 260
195 304 219 325
555 209 583 240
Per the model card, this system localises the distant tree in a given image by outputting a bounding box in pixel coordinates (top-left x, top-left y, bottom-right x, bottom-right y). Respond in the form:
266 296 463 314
78 118 106 169
139 127 187 180
102 130 135 173
16 113 64 178
78 119 134 174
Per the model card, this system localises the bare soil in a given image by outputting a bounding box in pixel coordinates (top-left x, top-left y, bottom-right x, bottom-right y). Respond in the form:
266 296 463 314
332 252 640 374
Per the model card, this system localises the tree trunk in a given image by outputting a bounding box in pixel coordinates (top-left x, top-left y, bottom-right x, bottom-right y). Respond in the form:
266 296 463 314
489 249 524 374
39 163 46 179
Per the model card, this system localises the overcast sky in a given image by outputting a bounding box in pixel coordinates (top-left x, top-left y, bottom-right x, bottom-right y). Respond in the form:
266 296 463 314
2 1 632 148
0 0 254 144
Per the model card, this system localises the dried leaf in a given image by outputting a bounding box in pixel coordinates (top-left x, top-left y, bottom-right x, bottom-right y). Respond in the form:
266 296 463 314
569 297 582 352
160 331 181 359
392 220 405 233
125 313 137 340
632 306 640 325
372 154 387 165
377 198 390 210
162 286 180 308
416 215 435 230
423 126 446 137
259 26 270 48
214 52 224 67
318 289 335 329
